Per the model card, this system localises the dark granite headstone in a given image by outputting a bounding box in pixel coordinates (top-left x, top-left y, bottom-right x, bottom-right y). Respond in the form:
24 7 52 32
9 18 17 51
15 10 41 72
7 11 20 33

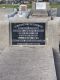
11 23 45 45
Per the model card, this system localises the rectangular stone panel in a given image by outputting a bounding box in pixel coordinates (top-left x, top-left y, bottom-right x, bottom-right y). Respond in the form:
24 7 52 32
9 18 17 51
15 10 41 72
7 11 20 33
11 23 45 45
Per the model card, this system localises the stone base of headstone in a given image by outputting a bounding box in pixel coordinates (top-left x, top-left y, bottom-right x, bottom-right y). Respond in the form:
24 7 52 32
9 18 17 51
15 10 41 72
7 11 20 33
32 10 48 17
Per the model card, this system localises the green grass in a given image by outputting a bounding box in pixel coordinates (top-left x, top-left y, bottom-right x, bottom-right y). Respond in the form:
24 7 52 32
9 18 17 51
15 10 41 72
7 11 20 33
27 3 32 8
27 3 60 9
1 3 60 9
0 4 19 9
50 3 60 8
0 3 32 9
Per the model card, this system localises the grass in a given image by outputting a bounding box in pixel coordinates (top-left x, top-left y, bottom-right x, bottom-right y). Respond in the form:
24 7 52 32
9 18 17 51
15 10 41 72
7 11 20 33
50 3 60 8
0 3 60 9
0 4 19 9
27 3 32 8
0 3 32 9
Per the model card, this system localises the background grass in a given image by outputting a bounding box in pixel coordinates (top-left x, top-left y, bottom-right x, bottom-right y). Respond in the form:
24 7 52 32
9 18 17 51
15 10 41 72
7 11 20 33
0 3 32 9
50 3 60 8
27 3 32 8
0 4 19 8
0 3 60 9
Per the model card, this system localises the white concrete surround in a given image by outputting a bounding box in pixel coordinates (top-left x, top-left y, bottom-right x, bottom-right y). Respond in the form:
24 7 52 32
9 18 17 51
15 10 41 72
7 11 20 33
0 17 59 52
0 20 9 49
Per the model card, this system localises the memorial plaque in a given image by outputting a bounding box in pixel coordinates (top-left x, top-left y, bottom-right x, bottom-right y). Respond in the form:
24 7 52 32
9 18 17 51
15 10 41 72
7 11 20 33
36 2 46 10
11 23 45 45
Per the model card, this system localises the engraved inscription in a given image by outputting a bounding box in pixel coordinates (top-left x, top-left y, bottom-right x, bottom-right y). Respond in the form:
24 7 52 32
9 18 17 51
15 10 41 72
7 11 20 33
11 23 45 45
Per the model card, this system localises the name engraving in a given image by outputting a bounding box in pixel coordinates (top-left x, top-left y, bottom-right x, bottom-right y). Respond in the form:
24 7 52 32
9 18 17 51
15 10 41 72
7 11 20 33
11 23 45 45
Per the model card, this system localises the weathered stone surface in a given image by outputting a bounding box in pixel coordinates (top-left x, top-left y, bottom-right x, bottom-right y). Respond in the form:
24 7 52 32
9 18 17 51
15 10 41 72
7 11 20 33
0 8 14 14
47 19 59 52
0 20 9 48
32 10 48 17
0 46 57 80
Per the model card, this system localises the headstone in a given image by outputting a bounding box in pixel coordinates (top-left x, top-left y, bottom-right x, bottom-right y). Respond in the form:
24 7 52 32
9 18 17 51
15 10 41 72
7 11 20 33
32 2 50 17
